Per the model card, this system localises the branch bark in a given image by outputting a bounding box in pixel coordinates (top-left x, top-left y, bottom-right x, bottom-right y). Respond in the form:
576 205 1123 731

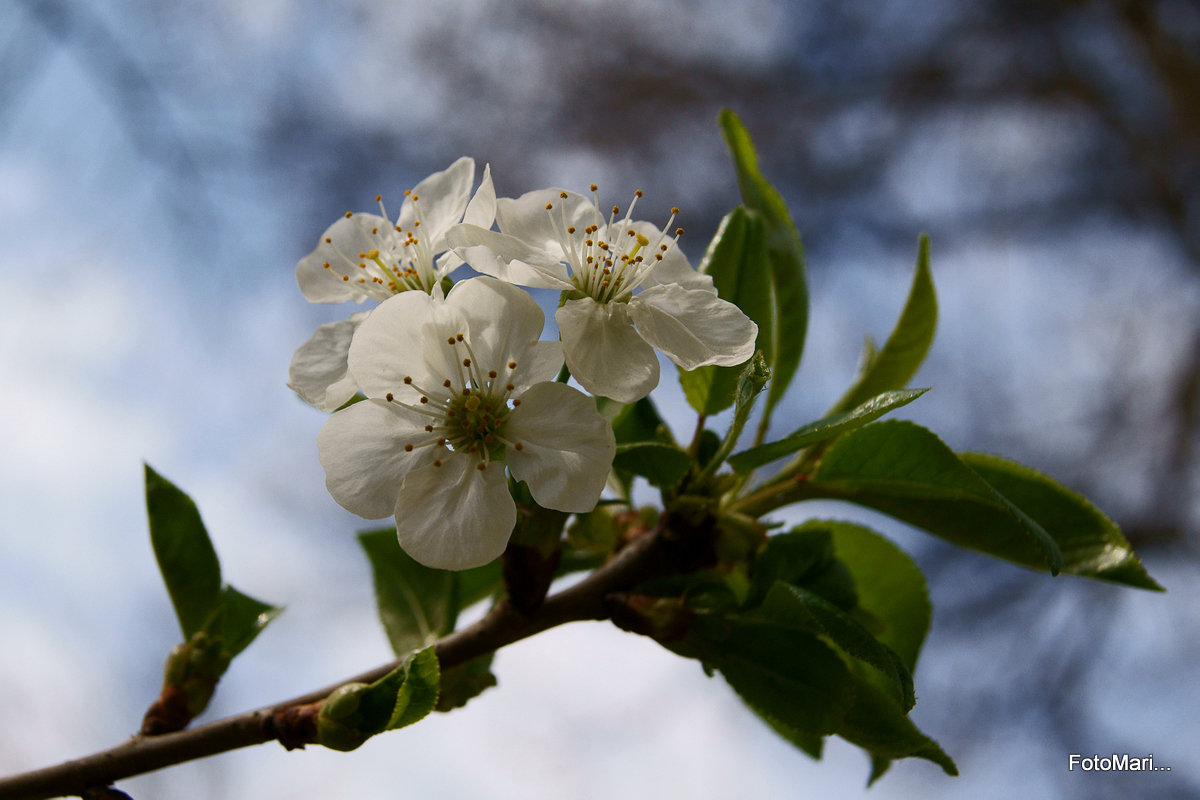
0 527 676 800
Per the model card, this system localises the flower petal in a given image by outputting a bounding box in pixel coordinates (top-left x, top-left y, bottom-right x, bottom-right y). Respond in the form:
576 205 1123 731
632 223 712 291
556 298 659 402
446 224 572 290
288 312 368 411
495 188 595 254
444 277 545 363
439 163 499 274
442 277 561 388
348 290 458 401
505 382 615 513
628 284 758 370
462 163 496 229
317 399 436 519
394 456 516 570
296 213 391 303
397 157 474 247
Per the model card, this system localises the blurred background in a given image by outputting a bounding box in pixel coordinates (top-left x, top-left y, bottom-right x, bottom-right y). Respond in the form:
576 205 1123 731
1 1 1197 797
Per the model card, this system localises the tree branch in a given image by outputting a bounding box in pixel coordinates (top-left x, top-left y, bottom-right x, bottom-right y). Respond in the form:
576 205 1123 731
0 527 674 800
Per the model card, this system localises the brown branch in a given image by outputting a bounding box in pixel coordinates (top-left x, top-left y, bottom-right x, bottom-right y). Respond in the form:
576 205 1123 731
0 527 676 800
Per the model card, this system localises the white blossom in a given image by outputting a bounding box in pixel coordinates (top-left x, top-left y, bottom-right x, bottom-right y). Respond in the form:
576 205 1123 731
289 157 495 410
446 186 757 402
317 277 614 570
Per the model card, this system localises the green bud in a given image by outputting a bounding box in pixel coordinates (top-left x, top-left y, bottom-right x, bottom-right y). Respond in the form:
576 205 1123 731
315 715 372 752
321 682 369 721
315 682 374 752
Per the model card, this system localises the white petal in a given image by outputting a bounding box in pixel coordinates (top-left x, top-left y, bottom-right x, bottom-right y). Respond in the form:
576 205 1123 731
505 383 615 513
444 277 545 363
439 164 499 273
317 399 436 519
628 284 758 370
634 226 712 291
495 188 594 253
556 298 659 402
348 290 453 400
513 341 564 392
397 157 474 243
296 214 391 303
287 312 368 411
462 163 496 229
446 224 572 290
394 456 516 570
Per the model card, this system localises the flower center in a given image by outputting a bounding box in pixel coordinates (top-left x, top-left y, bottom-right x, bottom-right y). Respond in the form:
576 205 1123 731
543 185 685 304
319 191 440 299
382 333 525 471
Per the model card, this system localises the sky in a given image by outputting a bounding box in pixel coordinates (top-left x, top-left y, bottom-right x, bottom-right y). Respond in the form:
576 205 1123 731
1 1 1197 798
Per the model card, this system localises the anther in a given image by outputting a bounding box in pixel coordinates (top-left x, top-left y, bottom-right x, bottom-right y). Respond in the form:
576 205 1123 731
324 237 332 244
462 358 471 367
386 393 394 401
447 337 456 345
375 194 382 202
505 383 515 391
404 444 414 452
488 370 498 379
419 397 428 404
476 463 487 471
403 377 413 384
559 191 568 198
433 459 442 467
443 379 452 388
671 207 680 214
514 442 524 451
590 183 598 191
545 202 553 210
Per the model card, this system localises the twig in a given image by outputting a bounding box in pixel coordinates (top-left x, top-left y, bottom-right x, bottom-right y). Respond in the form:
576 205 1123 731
0 528 672 800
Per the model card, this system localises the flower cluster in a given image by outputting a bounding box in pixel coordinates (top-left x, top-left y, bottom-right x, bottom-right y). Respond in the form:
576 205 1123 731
288 157 495 411
293 161 758 569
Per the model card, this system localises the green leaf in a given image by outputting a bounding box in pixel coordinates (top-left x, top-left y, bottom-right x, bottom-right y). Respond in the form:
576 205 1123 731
387 646 441 730
837 662 957 777
144 464 223 639
758 582 915 711
814 520 931 672
720 110 809 429
960 454 1163 590
207 586 282 660
613 442 692 487
359 529 459 656
436 654 498 712
610 396 672 445
707 618 856 736
679 206 773 415
318 647 441 750
455 560 505 611
761 715 825 760
704 352 771 474
807 421 1065 575
832 236 936 414
729 388 930 472
745 525 838 608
